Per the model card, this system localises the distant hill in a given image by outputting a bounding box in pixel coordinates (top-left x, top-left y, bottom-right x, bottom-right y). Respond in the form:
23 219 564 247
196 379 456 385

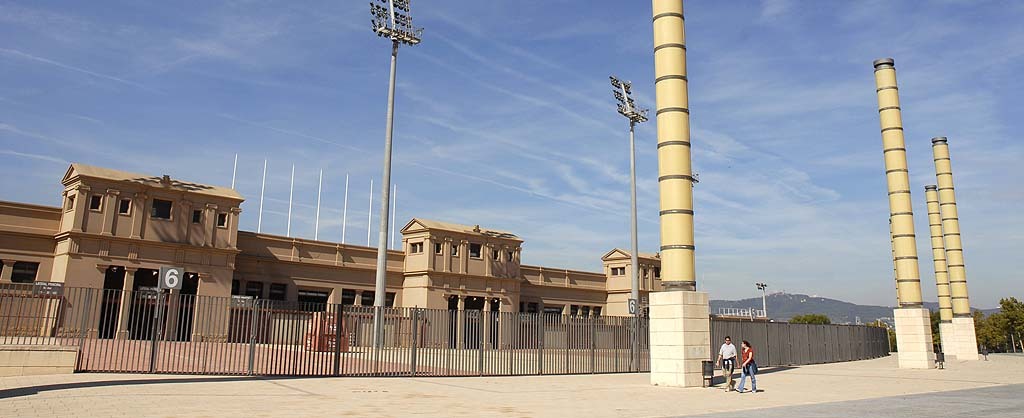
710 293 999 325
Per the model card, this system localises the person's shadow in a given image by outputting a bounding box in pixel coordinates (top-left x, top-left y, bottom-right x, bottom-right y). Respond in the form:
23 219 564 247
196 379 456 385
709 366 796 387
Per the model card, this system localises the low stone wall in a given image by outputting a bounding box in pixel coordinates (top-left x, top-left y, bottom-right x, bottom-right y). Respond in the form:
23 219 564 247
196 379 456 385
0 345 78 377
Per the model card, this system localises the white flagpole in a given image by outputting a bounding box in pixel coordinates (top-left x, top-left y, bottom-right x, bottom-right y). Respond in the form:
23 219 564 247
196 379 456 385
287 164 295 238
314 168 323 241
257 159 267 233
390 184 396 250
231 154 238 189
367 179 373 246
341 174 349 244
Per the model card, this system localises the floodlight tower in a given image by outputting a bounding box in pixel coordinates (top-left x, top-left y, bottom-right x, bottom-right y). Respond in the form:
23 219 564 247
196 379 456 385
755 282 768 318
369 0 422 351
610 75 648 372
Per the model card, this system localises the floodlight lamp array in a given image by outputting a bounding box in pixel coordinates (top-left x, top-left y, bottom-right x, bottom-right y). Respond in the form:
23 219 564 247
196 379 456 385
370 0 423 45
609 75 648 124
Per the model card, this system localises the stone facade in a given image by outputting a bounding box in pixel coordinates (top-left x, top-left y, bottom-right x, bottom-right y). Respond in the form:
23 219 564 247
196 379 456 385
0 164 661 319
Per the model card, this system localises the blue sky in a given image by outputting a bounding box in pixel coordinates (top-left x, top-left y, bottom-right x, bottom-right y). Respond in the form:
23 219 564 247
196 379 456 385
1 1 1021 308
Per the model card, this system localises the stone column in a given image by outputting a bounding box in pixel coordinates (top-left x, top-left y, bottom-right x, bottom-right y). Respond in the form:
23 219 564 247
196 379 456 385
228 207 241 249
443 238 453 272
354 291 364 306
931 137 979 361
482 297 492 349
873 57 934 369
71 186 90 232
459 240 469 274
101 189 119 236
456 295 466 350
115 268 137 339
130 193 147 239
425 236 436 271
483 244 493 277
648 0 711 387
203 204 217 247
0 260 15 282
925 185 956 356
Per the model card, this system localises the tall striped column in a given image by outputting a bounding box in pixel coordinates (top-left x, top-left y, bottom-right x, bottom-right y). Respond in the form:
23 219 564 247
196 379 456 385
652 0 695 291
873 58 934 369
873 58 923 307
647 0 710 388
925 185 955 355
931 137 979 360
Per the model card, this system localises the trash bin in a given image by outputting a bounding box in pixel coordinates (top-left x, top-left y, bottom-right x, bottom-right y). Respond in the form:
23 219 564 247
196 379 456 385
702 360 715 387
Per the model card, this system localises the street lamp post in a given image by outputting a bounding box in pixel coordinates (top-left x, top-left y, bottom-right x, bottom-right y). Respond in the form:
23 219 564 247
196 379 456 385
610 75 648 372
756 282 768 318
369 0 422 353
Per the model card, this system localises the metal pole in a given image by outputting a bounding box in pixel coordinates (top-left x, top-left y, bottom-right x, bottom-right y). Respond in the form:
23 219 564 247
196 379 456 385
286 164 295 237
314 169 323 241
342 174 349 244
390 184 397 250
628 121 640 372
762 288 768 318
257 159 267 233
231 153 238 190
367 179 373 246
372 40 400 350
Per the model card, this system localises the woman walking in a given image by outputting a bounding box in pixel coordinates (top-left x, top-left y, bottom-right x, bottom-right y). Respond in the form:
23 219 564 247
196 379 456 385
736 340 758 393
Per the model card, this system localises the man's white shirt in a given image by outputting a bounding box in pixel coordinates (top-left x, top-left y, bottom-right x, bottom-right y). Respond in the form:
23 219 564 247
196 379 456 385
719 343 737 360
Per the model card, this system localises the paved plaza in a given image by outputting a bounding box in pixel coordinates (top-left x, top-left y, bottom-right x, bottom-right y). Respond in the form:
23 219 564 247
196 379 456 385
1 354 1021 417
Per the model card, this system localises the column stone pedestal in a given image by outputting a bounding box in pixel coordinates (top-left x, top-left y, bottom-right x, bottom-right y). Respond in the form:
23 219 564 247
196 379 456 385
939 322 955 358
894 307 935 369
649 290 710 388
951 317 980 361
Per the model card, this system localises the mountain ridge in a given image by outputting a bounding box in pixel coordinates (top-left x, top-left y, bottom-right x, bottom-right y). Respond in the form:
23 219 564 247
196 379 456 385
710 292 1000 325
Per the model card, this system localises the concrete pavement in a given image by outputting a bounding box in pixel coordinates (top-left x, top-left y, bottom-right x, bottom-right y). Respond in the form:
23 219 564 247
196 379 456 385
1 354 1021 417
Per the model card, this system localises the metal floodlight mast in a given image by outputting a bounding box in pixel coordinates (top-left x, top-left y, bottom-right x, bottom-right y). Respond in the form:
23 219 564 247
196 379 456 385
369 0 423 353
610 75 648 372
756 282 768 318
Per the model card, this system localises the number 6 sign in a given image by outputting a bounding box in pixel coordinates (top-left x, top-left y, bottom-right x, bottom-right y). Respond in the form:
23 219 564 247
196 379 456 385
159 266 184 290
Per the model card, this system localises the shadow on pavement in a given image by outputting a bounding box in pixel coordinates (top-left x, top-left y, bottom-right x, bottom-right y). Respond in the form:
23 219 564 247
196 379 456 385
0 375 307 399
709 366 798 386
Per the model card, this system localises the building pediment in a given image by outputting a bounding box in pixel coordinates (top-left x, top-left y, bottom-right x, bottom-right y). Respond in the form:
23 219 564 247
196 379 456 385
63 163 243 202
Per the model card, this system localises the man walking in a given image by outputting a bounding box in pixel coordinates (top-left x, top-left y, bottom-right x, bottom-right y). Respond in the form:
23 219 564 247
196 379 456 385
717 336 738 391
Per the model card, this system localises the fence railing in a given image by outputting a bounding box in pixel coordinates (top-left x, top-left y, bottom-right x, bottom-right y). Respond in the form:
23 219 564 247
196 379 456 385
0 285 648 376
710 317 891 366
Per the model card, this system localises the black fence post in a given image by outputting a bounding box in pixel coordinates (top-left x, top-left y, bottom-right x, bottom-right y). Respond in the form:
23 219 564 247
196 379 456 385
410 308 419 377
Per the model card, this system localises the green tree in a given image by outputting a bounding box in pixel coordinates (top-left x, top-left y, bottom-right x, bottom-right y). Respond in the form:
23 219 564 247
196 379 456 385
975 311 1006 352
930 310 941 348
790 314 831 325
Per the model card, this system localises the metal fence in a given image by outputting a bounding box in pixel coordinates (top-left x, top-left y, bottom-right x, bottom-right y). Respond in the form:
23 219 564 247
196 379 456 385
0 285 648 376
710 318 891 366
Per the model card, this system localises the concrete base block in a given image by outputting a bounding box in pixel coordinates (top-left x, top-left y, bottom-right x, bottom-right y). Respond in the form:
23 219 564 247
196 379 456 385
951 317 980 361
0 345 78 376
894 308 935 369
649 291 710 388
939 322 956 358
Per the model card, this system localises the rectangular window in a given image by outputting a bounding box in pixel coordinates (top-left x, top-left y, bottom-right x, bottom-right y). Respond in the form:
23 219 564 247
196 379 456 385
89 195 103 211
231 279 241 296
593 307 602 317
360 291 375 306
245 281 264 298
654 267 661 278
527 302 539 313
341 289 357 306
580 306 591 317
570 305 579 317
118 199 132 215
11 262 40 283
451 244 459 257
216 213 228 228
469 243 482 258
65 195 75 212
385 292 396 308
151 199 173 220
269 283 287 301
435 242 443 254
297 289 329 311
507 251 515 262
192 210 203 224
611 267 625 276
409 242 423 254
543 305 564 315
492 249 500 261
